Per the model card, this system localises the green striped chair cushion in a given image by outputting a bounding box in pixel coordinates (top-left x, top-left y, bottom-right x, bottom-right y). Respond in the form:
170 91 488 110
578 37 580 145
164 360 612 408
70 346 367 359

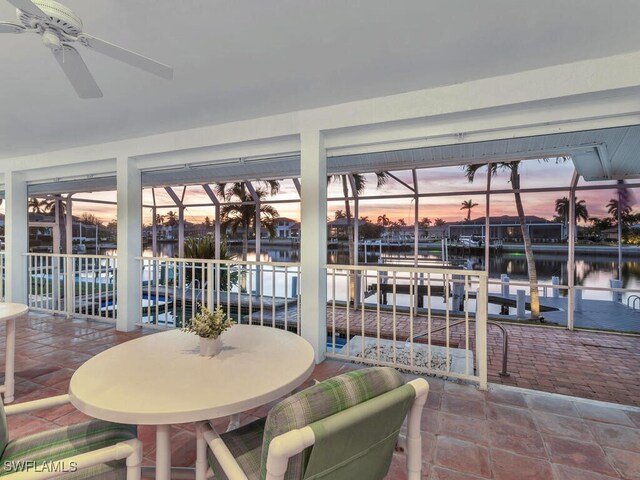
0 403 7 455
0 419 137 479
208 418 266 480
208 367 405 480
261 366 405 480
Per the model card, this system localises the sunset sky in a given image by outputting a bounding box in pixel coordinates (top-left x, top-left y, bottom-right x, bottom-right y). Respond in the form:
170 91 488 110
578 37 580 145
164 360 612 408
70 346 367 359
31 159 635 226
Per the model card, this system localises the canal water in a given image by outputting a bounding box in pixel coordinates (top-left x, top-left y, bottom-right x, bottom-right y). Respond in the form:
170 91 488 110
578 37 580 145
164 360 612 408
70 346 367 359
137 243 640 303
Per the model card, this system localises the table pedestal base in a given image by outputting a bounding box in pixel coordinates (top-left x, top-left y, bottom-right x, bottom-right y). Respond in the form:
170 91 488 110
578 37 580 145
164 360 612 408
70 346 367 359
3 319 17 404
156 425 172 480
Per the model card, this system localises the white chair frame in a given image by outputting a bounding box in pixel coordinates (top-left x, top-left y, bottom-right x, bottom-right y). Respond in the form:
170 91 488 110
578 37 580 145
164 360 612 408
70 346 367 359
196 378 429 480
2 394 143 480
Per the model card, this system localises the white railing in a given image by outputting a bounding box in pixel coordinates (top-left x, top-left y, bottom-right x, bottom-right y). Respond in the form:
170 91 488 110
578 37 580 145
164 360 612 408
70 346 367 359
326 264 488 388
27 253 117 321
0 251 5 301
139 257 301 331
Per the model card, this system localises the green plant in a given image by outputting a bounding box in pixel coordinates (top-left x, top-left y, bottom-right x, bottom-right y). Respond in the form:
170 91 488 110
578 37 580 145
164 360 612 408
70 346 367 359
182 304 234 339
183 236 238 290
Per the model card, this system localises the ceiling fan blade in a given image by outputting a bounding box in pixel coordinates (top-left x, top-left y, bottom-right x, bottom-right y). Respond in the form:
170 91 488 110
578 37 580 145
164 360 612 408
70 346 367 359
0 21 25 33
78 33 173 80
5 0 47 19
52 45 103 99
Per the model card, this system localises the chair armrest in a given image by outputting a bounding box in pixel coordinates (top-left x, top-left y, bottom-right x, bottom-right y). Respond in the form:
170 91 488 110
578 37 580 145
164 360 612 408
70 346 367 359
197 421 249 480
265 427 315 480
4 395 71 416
404 378 429 480
0 437 142 480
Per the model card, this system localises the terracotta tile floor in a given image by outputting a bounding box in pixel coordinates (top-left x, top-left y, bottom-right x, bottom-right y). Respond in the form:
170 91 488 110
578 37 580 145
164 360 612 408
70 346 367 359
326 307 640 407
3 312 640 479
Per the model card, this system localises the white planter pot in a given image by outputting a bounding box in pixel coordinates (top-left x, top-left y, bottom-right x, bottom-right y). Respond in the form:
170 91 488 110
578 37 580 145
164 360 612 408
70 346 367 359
199 336 222 357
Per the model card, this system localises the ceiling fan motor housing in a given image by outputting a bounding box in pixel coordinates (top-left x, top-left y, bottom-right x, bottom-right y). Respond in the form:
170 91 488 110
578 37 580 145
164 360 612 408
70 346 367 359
17 0 82 36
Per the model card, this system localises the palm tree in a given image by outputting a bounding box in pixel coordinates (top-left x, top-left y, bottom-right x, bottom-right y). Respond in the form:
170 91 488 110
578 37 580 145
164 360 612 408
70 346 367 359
164 211 178 227
606 198 632 225
334 210 346 220
155 213 165 226
328 172 388 267
460 199 479 221
554 197 588 240
418 217 431 239
217 183 280 261
434 218 446 227
41 195 67 253
28 197 48 214
465 162 541 320
377 214 391 226
608 180 635 281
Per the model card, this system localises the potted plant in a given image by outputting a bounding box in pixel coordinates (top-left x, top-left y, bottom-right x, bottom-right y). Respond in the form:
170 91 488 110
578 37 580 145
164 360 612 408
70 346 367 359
182 304 235 356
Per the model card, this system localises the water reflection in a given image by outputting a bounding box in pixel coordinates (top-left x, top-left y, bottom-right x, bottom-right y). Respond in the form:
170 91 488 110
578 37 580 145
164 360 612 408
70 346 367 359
126 243 640 295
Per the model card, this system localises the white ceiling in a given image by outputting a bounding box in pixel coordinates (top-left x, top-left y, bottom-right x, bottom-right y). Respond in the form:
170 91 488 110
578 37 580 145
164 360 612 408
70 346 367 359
2 0 640 159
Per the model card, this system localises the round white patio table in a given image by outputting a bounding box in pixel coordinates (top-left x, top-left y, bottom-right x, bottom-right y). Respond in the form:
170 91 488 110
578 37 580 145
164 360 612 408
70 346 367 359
0 303 28 404
69 325 315 480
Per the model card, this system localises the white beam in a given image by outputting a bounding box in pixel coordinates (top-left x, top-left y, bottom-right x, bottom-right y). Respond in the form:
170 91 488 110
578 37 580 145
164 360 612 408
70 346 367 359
5 171 28 303
300 131 327 363
116 157 142 332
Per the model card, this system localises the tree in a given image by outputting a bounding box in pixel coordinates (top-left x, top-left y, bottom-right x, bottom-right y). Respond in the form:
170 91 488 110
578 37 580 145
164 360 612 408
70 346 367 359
328 172 389 268
105 219 118 241
554 197 588 240
377 214 391 226
28 197 48 214
460 199 479 221
359 218 384 240
217 182 280 262
80 212 102 225
204 216 212 231
42 195 67 253
334 210 346 220
165 211 178 227
606 198 632 225
465 162 541 320
434 218 446 227
419 217 432 228
155 213 165 226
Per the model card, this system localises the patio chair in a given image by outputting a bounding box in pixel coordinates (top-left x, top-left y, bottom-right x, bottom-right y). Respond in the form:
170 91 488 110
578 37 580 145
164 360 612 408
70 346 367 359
0 394 142 479
196 366 429 480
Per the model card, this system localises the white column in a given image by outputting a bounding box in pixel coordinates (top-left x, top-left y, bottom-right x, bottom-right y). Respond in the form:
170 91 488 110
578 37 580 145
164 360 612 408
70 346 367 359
300 130 327 363
116 157 142 332
5 171 28 303
66 195 73 254
567 170 579 330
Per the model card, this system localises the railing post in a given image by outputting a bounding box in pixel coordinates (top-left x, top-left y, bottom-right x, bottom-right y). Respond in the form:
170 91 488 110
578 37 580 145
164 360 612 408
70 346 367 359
551 276 560 298
500 274 510 297
610 279 622 302
206 261 214 309
476 274 488 391
65 255 75 318
516 289 526 319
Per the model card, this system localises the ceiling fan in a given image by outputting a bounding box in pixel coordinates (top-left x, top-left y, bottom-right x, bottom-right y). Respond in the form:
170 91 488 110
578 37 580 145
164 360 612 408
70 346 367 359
0 0 173 98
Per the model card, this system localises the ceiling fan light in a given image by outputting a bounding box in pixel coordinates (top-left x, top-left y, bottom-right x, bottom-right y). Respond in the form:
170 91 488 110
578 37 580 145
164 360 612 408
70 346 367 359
42 28 60 49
